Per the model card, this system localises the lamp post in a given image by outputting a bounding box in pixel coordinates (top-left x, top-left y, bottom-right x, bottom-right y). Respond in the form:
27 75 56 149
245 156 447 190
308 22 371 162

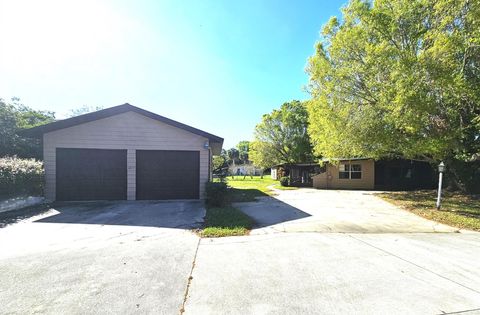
436 161 445 210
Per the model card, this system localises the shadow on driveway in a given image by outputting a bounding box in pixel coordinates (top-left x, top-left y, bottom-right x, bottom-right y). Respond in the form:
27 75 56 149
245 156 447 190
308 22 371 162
0 203 52 228
233 196 311 228
33 200 205 229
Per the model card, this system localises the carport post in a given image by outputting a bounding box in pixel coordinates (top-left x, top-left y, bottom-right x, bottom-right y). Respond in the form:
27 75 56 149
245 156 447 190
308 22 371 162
436 162 445 210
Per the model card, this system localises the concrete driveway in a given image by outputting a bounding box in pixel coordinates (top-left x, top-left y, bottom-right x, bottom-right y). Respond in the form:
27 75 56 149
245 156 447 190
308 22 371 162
183 232 480 314
1 196 479 314
0 201 204 314
234 188 458 234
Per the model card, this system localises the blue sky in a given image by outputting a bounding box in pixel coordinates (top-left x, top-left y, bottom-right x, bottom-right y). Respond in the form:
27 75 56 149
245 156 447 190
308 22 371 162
0 0 346 149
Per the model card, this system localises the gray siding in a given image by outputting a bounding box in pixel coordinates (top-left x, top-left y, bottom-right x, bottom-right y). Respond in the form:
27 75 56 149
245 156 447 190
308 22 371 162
43 111 209 200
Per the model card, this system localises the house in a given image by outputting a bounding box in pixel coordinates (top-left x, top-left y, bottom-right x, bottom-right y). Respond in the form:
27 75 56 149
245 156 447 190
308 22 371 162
312 158 436 190
271 163 323 187
20 104 223 201
312 158 374 189
228 164 263 176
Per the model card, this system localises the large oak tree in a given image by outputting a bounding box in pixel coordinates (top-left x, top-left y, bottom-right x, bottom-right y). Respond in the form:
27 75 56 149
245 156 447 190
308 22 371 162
307 0 480 191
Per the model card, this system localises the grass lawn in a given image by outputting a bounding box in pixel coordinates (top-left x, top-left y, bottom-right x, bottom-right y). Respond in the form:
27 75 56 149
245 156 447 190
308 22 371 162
200 206 253 237
200 176 297 237
225 176 297 202
378 190 480 231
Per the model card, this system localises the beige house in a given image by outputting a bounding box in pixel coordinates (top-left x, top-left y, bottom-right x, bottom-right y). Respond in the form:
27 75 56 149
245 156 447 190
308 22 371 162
21 104 223 201
271 158 435 190
313 158 375 190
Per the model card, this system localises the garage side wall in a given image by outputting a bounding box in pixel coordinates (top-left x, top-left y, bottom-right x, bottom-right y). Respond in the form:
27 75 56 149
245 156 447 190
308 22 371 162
43 112 209 200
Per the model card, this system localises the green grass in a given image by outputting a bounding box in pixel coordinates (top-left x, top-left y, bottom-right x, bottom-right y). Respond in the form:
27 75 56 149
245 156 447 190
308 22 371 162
200 206 253 237
378 190 480 231
225 176 297 202
199 176 297 237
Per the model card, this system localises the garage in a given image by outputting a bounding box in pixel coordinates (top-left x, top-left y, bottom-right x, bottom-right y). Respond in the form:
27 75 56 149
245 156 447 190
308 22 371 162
56 148 127 201
136 150 199 200
20 103 223 201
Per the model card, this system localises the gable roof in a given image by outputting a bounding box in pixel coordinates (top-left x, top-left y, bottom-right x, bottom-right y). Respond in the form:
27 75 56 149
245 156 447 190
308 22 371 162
19 103 223 153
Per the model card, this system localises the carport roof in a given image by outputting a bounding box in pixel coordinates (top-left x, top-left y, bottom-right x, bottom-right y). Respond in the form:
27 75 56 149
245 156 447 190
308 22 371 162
19 103 224 153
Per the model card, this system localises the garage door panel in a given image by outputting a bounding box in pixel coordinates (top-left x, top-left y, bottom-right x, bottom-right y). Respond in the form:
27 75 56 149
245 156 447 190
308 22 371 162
136 150 200 200
56 148 127 201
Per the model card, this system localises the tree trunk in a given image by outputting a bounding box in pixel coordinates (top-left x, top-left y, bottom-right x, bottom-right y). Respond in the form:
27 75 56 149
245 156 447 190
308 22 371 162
445 161 467 193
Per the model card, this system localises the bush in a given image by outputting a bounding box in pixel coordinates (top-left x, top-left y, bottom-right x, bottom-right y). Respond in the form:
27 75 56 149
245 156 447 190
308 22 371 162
280 176 290 187
205 181 229 207
0 156 44 198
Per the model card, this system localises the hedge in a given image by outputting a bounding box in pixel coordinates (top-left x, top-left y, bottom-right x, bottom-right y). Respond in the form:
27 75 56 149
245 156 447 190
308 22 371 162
0 156 44 198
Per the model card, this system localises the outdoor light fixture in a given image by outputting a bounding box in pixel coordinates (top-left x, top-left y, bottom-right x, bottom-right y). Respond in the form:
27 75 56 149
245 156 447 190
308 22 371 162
204 140 210 149
436 161 445 210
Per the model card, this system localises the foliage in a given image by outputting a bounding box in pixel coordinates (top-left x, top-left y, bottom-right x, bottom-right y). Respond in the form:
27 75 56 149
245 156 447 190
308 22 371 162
68 105 104 117
212 153 228 179
250 100 314 168
447 160 480 193
0 156 44 198
236 140 250 164
220 142 251 169
279 176 290 187
200 206 253 237
306 0 480 191
226 147 240 166
0 98 55 159
202 179 255 237
378 190 480 231
249 141 280 170
205 181 229 207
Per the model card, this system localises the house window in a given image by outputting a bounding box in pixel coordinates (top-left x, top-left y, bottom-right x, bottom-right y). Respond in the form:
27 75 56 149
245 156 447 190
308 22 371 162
339 164 350 179
339 163 362 179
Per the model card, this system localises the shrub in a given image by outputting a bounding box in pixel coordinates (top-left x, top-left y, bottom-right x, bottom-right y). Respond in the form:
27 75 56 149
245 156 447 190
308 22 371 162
0 156 44 198
280 176 290 187
205 181 228 207
447 160 480 194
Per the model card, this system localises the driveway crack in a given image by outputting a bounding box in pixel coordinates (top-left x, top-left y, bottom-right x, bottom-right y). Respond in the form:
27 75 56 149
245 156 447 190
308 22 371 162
179 237 201 314
348 234 480 295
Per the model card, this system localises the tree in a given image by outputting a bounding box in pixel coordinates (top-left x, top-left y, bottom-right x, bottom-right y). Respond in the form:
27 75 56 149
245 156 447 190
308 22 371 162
236 140 250 164
212 149 229 176
0 98 55 159
227 148 240 166
68 105 103 117
249 141 280 169
306 0 480 191
250 100 314 168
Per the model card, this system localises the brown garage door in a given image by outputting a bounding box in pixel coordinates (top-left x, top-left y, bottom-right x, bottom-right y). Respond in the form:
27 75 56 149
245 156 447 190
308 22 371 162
136 150 200 200
56 148 127 201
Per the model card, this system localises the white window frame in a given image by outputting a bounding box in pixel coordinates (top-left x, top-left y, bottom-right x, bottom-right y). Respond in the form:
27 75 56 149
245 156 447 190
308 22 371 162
339 163 362 179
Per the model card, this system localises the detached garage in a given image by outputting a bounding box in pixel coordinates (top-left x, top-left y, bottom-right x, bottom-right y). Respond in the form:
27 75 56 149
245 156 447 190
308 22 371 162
21 104 223 201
